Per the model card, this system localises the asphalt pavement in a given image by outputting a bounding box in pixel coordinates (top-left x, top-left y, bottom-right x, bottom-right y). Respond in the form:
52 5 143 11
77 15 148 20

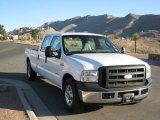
0 41 160 120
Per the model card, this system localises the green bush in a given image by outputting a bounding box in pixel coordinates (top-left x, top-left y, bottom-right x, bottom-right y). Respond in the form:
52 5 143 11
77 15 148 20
132 33 140 41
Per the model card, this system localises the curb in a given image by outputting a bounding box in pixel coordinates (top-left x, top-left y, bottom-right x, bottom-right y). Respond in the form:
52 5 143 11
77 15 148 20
16 87 38 120
14 41 39 47
0 84 10 92
0 78 57 120
149 54 160 62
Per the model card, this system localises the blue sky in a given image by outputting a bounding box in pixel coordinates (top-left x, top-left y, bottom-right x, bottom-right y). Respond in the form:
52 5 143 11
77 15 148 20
0 0 160 32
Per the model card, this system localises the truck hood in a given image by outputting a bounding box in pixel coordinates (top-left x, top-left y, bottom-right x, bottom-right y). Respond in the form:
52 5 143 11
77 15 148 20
68 53 148 70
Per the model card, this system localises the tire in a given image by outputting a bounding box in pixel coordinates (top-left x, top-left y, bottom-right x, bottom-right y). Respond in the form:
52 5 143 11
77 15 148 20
27 62 37 81
64 78 84 113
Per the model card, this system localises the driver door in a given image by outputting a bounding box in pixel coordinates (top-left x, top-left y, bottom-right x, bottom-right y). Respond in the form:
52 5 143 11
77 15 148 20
44 36 63 87
37 35 52 77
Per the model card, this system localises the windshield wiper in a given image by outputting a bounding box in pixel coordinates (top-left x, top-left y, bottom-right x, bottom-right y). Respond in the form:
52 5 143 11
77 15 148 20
65 52 73 55
65 51 117 55
95 51 116 53
81 51 97 53
65 51 97 55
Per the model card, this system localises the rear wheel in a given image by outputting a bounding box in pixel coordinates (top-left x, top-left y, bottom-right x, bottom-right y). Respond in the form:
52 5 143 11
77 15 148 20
27 62 37 81
64 78 84 113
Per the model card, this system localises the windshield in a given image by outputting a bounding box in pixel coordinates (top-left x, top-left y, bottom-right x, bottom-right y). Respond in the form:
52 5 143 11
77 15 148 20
62 35 119 55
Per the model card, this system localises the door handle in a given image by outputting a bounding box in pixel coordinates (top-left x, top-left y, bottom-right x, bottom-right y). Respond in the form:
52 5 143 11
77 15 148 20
60 63 64 66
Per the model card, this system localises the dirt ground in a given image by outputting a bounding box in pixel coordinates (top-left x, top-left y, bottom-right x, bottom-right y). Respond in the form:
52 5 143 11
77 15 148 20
0 85 28 120
111 38 160 54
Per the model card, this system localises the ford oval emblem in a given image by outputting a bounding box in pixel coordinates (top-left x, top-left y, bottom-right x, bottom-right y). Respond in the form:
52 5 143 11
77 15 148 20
124 75 132 79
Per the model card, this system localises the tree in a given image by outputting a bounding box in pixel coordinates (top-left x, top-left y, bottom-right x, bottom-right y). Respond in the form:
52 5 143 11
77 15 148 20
31 30 37 40
132 33 140 53
0 25 6 35
0 24 7 40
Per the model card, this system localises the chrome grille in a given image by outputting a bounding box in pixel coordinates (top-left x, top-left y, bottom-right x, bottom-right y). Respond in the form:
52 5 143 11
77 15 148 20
99 65 146 88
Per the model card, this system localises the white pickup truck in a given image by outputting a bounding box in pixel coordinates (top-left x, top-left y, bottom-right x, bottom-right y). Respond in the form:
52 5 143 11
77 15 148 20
25 33 152 113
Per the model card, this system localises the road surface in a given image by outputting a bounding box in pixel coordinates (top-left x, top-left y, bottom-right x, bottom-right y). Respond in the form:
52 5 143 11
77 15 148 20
0 41 160 120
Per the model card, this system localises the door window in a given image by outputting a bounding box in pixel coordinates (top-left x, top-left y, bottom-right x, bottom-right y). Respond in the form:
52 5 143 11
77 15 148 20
50 36 61 51
40 36 52 52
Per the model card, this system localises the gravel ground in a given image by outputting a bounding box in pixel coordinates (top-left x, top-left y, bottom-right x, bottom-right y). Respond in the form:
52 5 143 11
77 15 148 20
0 85 29 120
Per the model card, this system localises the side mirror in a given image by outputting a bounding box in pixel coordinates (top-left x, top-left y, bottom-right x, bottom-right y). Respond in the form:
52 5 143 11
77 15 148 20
121 47 125 54
45 46 52 57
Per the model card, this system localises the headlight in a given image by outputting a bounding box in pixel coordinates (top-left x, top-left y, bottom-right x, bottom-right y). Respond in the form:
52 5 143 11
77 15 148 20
81 70 98 82
146 65 151 79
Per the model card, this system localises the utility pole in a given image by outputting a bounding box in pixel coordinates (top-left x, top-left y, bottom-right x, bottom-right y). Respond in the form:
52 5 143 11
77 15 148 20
135 39 136 53
132 33 140 53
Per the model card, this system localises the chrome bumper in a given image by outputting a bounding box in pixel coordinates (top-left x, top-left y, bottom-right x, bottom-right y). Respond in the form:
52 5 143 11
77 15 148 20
78 84 151 103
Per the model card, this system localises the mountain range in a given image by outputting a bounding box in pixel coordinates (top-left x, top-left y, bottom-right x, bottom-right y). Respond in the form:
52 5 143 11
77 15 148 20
40 13 160 38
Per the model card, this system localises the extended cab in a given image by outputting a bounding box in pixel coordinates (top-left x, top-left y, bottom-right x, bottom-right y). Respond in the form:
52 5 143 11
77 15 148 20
25 33 152 112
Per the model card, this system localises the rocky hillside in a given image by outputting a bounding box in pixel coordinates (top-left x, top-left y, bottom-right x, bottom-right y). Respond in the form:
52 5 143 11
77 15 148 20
40 13 160 38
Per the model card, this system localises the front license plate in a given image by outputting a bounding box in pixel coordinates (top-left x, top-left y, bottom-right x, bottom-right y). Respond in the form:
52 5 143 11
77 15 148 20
122 93 135 104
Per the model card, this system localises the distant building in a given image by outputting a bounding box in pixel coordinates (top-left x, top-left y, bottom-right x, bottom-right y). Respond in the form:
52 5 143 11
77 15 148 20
121 37 125 40
12 35 18 40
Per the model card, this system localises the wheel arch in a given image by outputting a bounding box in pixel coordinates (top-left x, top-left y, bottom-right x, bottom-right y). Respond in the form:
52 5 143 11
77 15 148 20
62 73 76 91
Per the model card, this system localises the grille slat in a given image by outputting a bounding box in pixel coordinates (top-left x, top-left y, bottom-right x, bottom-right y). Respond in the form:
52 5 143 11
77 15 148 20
108 78 145 82
98 65 146 88
108 72 144 76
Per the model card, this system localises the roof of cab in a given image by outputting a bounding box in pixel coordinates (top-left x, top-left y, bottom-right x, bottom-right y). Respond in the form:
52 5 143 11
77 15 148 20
45 32 106 37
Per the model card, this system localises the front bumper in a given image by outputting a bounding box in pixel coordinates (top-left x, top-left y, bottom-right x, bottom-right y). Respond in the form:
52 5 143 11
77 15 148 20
77 78 152 103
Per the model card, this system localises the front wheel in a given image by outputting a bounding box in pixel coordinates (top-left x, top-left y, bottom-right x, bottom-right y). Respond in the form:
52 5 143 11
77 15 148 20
64 79 84 113
27 62 37 81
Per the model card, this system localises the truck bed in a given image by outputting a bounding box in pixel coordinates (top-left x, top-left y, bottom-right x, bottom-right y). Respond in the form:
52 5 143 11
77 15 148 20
25 48 39 72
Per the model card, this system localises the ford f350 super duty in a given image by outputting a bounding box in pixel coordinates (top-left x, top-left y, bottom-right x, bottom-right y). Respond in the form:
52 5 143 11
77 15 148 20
25 33 152 113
